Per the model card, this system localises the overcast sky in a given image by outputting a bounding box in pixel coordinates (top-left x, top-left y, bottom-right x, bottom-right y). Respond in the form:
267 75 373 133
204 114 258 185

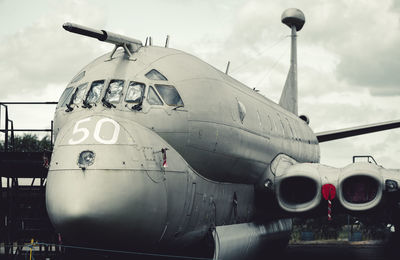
0 0 399 168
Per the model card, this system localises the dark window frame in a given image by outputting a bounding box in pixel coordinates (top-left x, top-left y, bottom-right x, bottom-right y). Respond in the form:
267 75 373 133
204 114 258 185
72 82 89 105
145 69 168 81
147 85 164 105
154 84 184 107
57 87 75 108
85 79 106 105
104 79 125 104
125 81 146 104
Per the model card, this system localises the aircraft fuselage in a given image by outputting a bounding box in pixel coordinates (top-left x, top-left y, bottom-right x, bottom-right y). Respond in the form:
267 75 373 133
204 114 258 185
46 46 319 250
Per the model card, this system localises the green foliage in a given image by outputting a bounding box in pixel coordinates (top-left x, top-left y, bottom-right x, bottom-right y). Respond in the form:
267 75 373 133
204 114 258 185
293 215 345 240
291 214 389 242
0 133 52 152
360 222 388 240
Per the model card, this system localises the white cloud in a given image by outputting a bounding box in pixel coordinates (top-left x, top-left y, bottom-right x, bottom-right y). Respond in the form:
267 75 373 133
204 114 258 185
0 0 106 99
188 0 400 168
0 0 108 138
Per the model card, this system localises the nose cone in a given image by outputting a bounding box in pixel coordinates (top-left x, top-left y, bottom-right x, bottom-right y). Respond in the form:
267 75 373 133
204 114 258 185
46 170 167 248
46 116 167 248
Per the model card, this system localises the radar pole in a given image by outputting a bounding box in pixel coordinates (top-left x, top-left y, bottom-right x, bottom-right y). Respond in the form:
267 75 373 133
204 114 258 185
279 8 305 116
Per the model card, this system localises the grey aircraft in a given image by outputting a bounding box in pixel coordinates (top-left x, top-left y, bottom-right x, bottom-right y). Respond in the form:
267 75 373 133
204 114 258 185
45 8 400 260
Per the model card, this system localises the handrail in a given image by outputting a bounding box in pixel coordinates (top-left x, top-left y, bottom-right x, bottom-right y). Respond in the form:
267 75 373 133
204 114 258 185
9 119 14 151
352 155 378 165
0 102 58 105
0 102 57 152
0 129 52 132
0 103 9 152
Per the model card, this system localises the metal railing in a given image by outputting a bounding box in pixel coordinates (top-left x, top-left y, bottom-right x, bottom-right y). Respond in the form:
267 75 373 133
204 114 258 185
352 155 378 165
0 102 57 152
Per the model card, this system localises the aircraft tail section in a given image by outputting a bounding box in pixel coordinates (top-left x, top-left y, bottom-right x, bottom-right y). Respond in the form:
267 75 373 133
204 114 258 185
279 60 298 115
278 9 304 116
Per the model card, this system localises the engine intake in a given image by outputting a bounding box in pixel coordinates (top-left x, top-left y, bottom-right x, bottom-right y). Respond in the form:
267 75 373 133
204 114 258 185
342 175 378 204
279 176 317 205
337 163 383 211
274 162 322 213
270 155 391 215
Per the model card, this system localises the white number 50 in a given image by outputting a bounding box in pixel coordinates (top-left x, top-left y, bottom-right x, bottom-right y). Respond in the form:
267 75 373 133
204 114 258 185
68 117 120 145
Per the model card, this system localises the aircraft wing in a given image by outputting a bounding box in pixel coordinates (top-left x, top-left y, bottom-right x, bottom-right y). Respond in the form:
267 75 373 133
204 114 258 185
316 119 400 142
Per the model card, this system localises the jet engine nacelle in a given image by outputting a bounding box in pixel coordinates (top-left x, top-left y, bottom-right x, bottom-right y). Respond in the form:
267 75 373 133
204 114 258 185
268 154 400 214
337 163 384 211
271 154 337 213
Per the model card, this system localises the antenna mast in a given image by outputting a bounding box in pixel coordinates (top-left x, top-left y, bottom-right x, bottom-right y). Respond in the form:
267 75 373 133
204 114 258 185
278 8 305 115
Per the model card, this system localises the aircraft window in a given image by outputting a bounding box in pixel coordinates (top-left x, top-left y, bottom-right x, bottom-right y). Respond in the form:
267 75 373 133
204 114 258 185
266 114 273 131
277 114 288 137
85 80 105 104
155 84 184 106
275 115 284 136
147 86 163 105
125 82 145 103
257 110 262 128
271 117 276 132
291 120 298 140
105 80 124 103
237 100 246 123
145 69 167 81
57 87 74 108
72 83 89 105
286 118 294 137
281 121 288 136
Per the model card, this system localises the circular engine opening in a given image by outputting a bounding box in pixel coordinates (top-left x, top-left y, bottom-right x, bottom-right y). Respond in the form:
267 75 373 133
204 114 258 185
342 175 379 204
280 177 317 205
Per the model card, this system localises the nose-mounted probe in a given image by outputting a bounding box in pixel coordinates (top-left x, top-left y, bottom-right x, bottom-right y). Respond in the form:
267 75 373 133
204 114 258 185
63 22 143 60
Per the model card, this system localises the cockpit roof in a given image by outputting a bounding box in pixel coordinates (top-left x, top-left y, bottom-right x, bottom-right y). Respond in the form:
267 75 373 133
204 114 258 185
70 46 224 87
66 45 293 118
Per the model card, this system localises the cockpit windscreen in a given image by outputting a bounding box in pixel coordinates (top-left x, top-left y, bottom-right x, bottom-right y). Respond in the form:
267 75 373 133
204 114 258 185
155 84 184 106
105 80 124 103
72 83 89 105
145 69 167 81
57 87 74 108
147 86 163 105
125 82 145 103
86 80 105 104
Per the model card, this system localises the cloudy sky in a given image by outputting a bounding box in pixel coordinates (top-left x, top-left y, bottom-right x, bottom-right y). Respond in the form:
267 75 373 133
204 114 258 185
0 0 399 168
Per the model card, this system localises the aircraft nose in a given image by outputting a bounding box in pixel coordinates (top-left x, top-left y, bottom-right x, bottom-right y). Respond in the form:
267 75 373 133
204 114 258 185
45 116 168 248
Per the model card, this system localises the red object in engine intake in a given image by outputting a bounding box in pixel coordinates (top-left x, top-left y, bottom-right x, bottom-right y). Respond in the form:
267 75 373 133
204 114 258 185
322 184 336 200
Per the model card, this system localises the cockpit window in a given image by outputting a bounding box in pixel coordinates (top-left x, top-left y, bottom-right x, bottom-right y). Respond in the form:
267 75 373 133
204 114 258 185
125 82 145 103
145 69 167 81
155 84 184 106
72 83 89 105
104 80 124 103
147 86 163 105
85 80 105 104
57 87 74 108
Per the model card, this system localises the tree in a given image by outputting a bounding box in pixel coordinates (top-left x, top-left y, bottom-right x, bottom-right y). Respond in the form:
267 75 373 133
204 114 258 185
0 133 52 152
